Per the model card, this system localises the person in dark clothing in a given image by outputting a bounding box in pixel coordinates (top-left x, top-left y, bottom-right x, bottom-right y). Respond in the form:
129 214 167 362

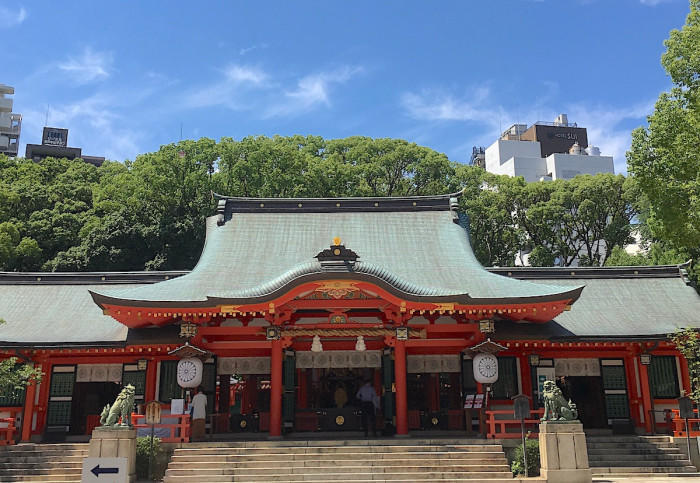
356 379 379 437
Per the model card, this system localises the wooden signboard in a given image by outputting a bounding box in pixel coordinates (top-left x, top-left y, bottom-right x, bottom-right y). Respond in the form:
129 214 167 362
473 394 485 409
144 401 161 426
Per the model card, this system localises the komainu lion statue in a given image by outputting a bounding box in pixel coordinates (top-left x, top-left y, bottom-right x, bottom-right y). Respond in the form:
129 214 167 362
99 384 135 427
541 380 578 421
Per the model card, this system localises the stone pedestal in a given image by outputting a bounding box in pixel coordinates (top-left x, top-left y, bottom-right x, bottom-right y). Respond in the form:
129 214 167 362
539 421 591 483
88 427 137 482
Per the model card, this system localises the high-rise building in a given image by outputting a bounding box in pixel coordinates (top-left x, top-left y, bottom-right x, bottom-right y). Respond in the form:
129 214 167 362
25 126 105 166
0 84 21 158
483 113 614 182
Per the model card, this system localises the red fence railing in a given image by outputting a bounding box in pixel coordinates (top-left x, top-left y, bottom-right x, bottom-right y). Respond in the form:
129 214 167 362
671 409 700 437
486 408 544 439
131 413 190 443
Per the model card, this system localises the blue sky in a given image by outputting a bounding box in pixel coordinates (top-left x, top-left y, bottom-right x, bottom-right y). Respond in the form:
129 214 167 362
1 0 691 173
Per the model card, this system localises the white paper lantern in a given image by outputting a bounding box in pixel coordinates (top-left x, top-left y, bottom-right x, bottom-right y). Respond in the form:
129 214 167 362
177 357 203 388
473 353 499 384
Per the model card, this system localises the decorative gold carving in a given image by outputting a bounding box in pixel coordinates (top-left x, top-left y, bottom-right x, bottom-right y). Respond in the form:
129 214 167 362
219 305 241 313
335 415 345 426
313 281 359 299
433 303 455 312
431 417 439 425
240 419 247 428
329 314 347 324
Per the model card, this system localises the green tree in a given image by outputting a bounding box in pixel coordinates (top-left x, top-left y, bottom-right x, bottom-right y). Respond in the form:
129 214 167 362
671 328 700 402
0 319 43 394
627 0 700 276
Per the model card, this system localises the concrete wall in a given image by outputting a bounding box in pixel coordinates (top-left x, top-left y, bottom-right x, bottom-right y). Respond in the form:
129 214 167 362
546 153 614 180
485 139 541 171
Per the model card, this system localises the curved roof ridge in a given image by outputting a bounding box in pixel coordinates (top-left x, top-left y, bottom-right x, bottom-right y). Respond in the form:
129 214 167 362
212 190 465 202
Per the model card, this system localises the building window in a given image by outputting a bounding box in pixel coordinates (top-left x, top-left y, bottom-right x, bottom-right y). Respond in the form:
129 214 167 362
649 356 680 399
159 361 181 402
491 357 518 399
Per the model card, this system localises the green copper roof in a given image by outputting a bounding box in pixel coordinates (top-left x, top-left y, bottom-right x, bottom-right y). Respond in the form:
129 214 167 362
92 208 581 305
0 266 697 346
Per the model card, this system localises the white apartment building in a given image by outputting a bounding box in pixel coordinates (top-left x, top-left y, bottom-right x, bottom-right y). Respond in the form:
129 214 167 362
0 84 21 158
484 114 614 182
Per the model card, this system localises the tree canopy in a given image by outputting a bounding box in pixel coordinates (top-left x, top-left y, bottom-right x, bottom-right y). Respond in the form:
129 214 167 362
627 0 700 279
0 135 644 272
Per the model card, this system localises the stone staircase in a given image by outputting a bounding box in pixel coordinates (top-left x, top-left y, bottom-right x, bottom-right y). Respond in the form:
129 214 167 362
587 435 699 477
0 443 88 482
163 439 514 482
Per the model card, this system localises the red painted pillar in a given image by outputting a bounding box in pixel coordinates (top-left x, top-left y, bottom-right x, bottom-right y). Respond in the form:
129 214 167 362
624 354 641 428
269 339 283 438
679 355 691 396
394 339 408 436
145 359 158 402
21 376 37 442
638 358 654 433
34 361 50 435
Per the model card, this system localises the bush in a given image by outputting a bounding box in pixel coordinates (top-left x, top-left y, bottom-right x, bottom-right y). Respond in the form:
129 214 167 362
136 435 168 480
511 434 540 476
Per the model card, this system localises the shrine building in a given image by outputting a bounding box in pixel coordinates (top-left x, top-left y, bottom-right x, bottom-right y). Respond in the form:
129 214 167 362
1 192 699 443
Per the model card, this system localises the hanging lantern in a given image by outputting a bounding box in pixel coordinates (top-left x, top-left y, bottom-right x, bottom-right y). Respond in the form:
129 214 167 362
177 357 203 388
473 352 499 384
355 336 366 352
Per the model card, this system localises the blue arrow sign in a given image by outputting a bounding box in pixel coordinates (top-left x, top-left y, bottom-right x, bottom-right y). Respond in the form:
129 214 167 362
91 464 119 477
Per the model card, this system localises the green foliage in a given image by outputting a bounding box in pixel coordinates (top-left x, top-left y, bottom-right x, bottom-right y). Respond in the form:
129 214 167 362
0 320 43 394
0 139 653 272
136 435 168 481
671 328 700 402
627 0 700 279
511 434 540 476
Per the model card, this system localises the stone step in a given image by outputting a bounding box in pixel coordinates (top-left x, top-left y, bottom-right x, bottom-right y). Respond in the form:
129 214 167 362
586 436 673 443
167 456 508 468
591 466 699 474
590 448 685 454
0 475 82 482
0 455 87 464
164 479 516 483
165 464 512 476
170 451 508 462
587 441 675 449
163 472 515 482
0 462 83 470
588 452 688 462
180 439 491 448
172 444 503 455
591 460 692 468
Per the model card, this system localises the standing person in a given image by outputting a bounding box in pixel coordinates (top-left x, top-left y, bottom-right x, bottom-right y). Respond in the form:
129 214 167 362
356 379 379 437
190 386 207 441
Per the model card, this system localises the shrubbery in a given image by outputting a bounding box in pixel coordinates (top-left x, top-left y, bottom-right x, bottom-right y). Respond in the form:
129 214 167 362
136 435 169 480
511 434 540 476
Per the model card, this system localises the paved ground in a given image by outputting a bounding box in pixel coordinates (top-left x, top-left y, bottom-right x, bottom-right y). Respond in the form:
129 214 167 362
594 479 700 482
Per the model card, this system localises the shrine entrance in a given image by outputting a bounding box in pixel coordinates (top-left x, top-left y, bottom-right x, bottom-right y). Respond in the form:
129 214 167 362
295 367 379 432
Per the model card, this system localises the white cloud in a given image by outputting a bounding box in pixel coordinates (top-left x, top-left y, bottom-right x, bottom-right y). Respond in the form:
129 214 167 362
239 43 268 56
640 0 670 5
0 6 27 28
225 65 269 85
58 47 113 84
184 64 362 118
564 102 653 174
265 66 363 117
401 87 497 124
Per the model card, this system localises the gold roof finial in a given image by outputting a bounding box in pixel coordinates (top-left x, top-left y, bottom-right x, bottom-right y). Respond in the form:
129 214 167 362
333 236 341 246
